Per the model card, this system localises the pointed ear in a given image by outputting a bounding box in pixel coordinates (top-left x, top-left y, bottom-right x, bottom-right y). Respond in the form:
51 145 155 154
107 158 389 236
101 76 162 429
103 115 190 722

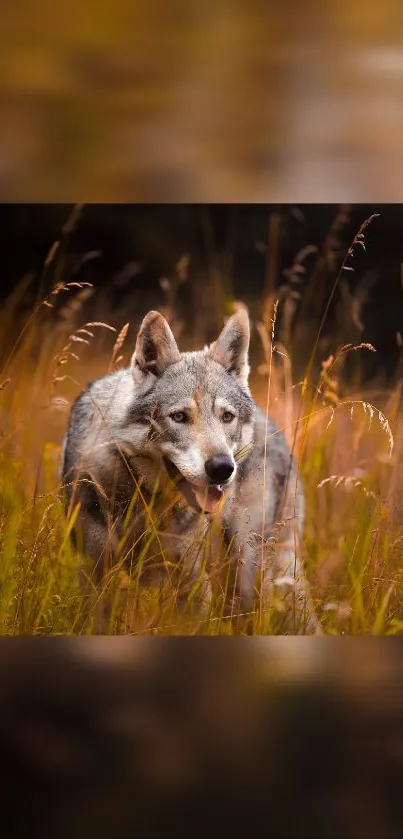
208 309 250 389
131 311 181 379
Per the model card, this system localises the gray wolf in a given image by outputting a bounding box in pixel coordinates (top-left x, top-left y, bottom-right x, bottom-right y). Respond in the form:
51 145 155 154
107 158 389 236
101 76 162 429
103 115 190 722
62 309 321 634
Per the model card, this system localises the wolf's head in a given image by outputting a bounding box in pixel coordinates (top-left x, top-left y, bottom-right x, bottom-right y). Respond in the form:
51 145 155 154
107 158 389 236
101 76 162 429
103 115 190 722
130 309 256 514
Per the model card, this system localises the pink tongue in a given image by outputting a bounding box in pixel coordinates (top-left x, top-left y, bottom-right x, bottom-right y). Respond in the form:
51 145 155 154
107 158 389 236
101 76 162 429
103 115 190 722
194 485 224 514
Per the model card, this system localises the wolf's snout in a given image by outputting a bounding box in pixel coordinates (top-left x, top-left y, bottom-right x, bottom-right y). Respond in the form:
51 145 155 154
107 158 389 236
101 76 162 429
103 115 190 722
205 455 234 484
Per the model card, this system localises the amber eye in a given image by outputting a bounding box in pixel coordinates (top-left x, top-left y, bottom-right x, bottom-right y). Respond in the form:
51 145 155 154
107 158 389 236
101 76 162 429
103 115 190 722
222 410 235 423
170 411 187 423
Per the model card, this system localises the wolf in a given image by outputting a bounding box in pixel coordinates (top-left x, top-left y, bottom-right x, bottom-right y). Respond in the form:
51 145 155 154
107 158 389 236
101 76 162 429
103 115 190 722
62 308 321 634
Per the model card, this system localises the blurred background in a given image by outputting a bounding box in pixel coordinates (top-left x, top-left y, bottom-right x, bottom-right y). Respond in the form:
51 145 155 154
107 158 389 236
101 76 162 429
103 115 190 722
1 1 403 201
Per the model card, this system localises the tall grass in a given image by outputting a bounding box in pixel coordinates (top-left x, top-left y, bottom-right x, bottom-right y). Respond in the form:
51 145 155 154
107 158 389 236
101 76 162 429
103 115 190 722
0 208 402 634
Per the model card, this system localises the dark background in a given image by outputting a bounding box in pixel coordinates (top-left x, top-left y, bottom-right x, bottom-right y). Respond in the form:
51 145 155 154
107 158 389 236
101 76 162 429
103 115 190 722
0 203 402 381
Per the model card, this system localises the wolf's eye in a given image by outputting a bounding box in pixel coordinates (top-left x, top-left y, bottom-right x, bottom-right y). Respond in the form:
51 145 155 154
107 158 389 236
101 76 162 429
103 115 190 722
170 411 187 423
222 410 235 423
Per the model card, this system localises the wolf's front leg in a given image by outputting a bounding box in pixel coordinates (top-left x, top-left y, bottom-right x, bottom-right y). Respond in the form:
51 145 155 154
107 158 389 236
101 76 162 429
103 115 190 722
74 510 121 634
262 528 322 635
227 530 322 635
222 538 260 632
158 530 213 630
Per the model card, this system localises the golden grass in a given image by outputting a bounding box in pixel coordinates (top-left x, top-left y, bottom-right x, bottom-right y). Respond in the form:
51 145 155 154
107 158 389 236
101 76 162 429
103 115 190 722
0 210 402 635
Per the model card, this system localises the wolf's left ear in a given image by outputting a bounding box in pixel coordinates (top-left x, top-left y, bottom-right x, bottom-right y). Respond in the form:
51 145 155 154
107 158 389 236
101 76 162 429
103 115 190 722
131 311 181 380
208 309 250 389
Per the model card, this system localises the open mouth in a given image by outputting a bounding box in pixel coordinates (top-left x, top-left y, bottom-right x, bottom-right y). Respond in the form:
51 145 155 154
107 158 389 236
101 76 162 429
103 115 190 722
163 457 226 515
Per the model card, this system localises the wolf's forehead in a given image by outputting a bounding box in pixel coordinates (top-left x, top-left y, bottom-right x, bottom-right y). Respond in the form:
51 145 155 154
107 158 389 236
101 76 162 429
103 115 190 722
157 355 248 407
161 358 222 400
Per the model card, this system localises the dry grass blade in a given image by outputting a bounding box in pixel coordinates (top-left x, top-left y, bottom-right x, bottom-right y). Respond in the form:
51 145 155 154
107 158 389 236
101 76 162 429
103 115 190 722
86 322 117 331
317 475 376 499
0 378 11 394
49 281 93 299
44 240 60 268
346 400 394 458
109 322 130 372
50 319 117 399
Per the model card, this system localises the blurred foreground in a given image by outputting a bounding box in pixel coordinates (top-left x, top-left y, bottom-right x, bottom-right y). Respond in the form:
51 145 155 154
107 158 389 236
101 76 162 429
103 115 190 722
1 637 403 838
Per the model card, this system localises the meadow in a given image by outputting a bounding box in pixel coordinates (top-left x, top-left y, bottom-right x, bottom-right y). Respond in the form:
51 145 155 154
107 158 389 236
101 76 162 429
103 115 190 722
0 207 402 634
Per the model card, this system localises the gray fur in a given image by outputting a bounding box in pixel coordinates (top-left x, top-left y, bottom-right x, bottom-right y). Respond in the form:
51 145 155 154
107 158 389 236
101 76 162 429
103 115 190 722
62 309 321 634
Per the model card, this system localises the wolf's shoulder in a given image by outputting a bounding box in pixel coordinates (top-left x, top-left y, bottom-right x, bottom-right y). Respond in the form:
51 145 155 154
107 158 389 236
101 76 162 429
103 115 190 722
72 369 133 410
252 407 294 466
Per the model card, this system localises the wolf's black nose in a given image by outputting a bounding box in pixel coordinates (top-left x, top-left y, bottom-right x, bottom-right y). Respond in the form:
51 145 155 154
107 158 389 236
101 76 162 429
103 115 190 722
205 455 234 484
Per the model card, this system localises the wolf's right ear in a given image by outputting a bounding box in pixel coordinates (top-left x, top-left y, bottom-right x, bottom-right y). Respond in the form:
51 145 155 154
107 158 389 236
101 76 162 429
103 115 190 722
131 311 181 380
208 308 251 390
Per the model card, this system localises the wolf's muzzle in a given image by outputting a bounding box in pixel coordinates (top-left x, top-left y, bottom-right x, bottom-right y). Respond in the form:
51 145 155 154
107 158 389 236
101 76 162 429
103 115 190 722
205 455 234 484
